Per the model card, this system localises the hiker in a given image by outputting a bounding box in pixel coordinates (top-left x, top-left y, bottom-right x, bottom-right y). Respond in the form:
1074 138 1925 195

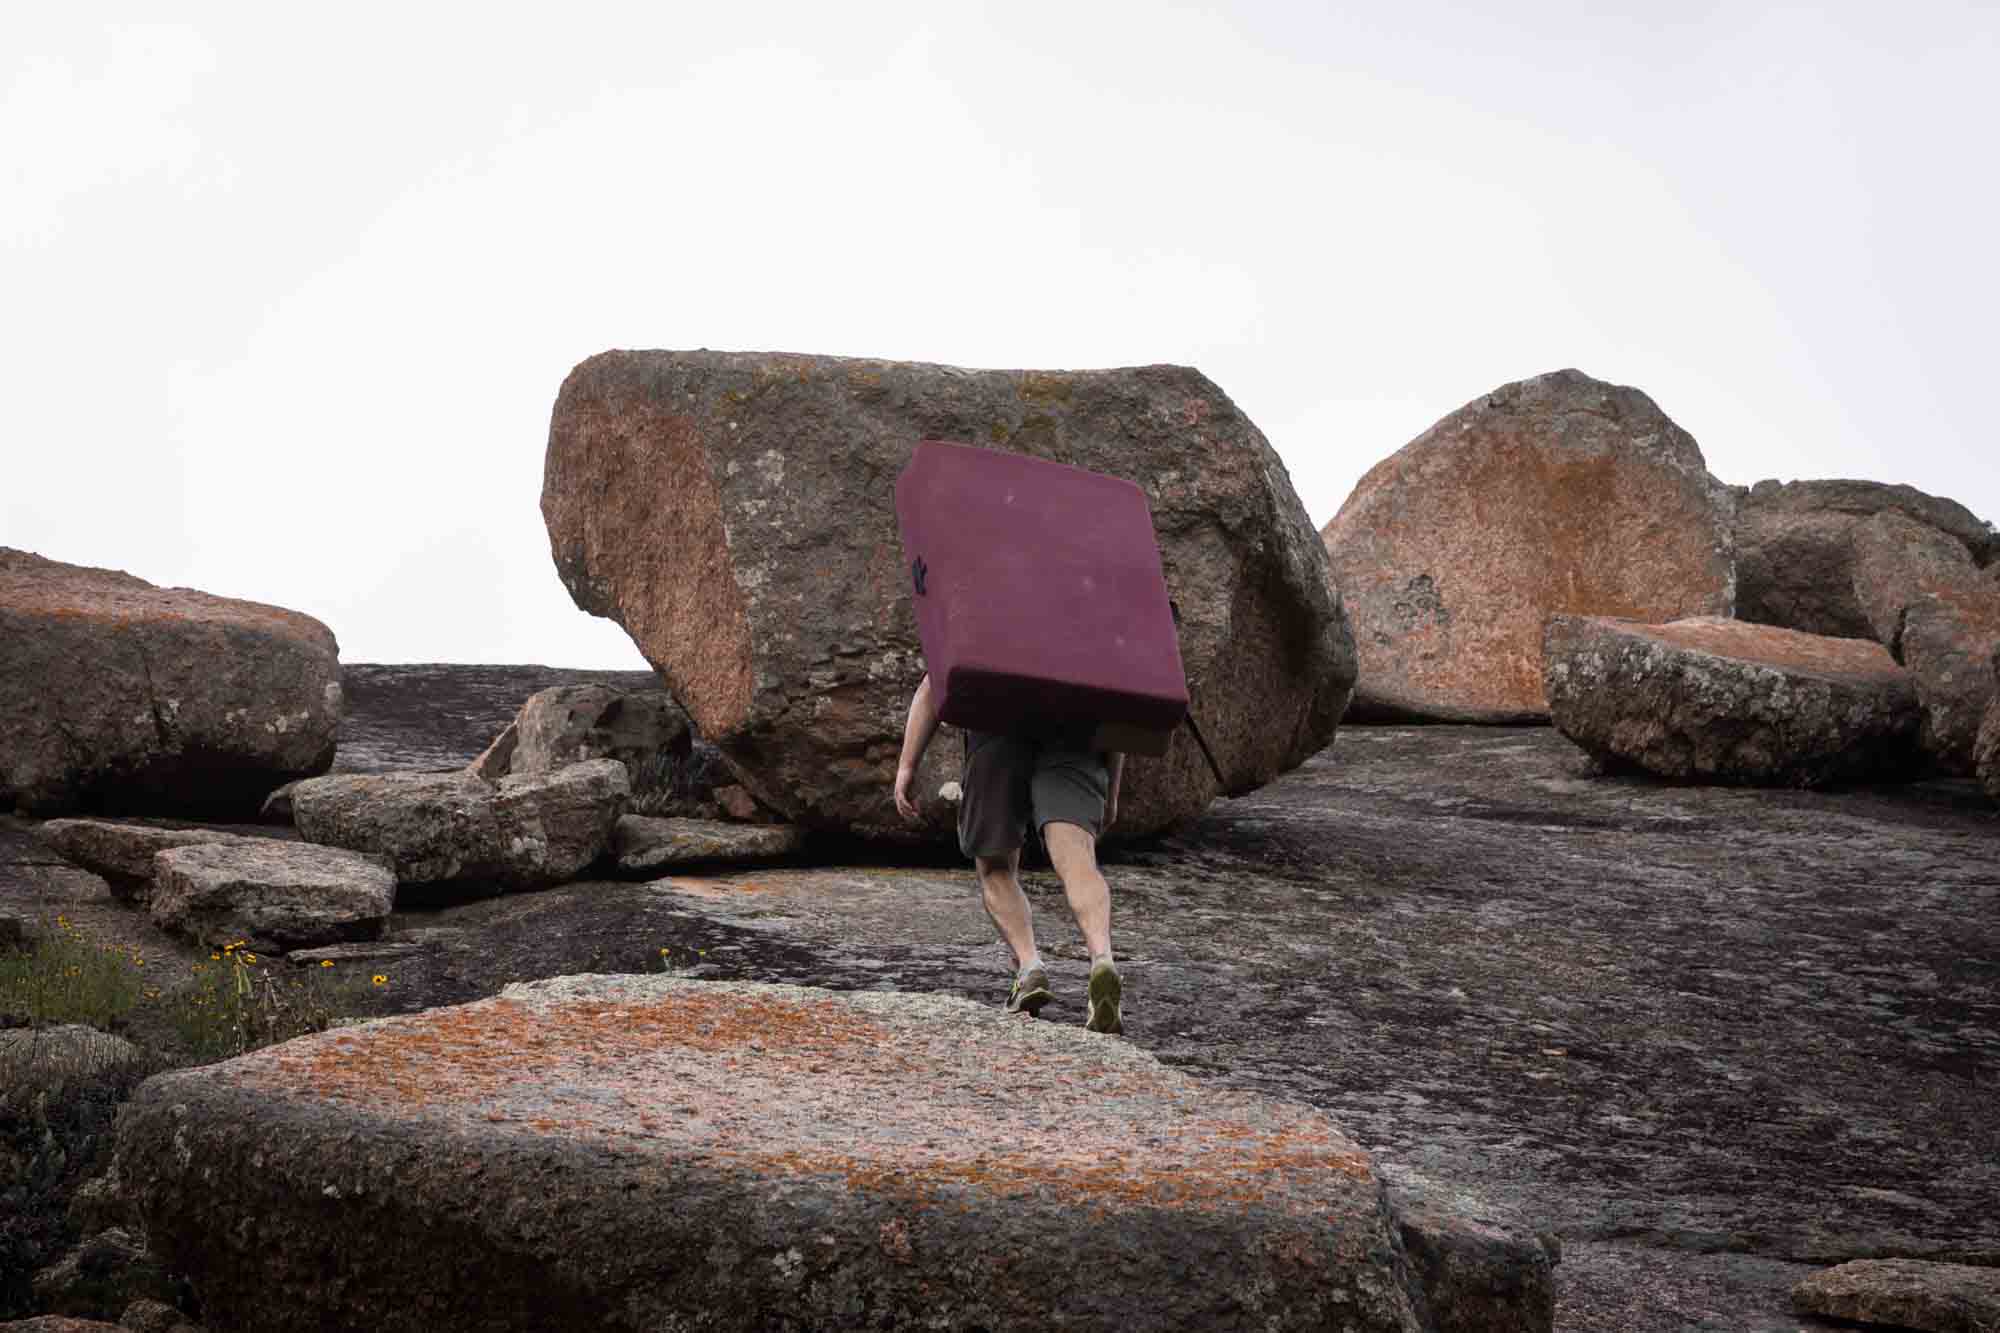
893 673 1125 1033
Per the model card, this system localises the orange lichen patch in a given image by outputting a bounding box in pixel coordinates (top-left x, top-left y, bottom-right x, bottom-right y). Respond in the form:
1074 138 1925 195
269 993 889 1102
1624 617 1906 681
732 1133 1373 1217
658 876 788 900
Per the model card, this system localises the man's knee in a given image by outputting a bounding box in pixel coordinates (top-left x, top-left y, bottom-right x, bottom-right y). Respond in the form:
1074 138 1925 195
1041 821 1099 872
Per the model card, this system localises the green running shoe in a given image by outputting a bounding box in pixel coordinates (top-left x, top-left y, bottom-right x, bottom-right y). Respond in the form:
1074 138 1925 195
1085 959 1123 1034
1007 963 1052 1016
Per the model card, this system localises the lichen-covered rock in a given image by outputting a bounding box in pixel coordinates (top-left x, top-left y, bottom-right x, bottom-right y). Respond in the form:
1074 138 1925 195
510 685 690 776
0 549 341 818
1322 370 1736 723
540 351 1354 842
34 822 262 905
29 1228 176 1322
610 815 805 874
1544 615 1924 786
1851 511 2000 774
1736 478 1997 637
149 841 395 952
291 760 627 895
110 975 1533 1333
1978 650 2000 806
1793 1257 2000 1332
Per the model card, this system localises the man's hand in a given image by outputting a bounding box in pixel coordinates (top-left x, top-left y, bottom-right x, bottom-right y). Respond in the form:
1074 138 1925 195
894 764 920 821
1104 752 1124 831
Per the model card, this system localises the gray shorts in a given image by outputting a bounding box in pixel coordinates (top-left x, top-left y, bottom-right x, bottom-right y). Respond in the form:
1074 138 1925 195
957 730 1110 859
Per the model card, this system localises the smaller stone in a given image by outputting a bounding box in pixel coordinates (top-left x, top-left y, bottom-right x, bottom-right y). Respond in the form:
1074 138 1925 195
31 1227 176 1322
36 821 259 905
611 816 806 874
117 1300 201 1333
1793 1257 2000 1332
512 685 689 777
712 784 759 821
258 781 302 826
464 720 518 783
285 941 432 966
65 1170 134 1236
150 841 396 953
1544 615 1924 786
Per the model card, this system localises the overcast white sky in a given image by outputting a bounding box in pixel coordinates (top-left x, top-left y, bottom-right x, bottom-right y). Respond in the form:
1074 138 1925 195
6 3 1994 667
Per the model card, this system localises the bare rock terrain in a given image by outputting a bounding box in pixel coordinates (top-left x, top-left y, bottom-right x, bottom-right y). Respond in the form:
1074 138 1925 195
5 663 1997 1331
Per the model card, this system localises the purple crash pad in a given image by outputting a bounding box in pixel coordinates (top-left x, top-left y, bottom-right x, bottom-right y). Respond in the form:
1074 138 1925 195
895 439 1188 756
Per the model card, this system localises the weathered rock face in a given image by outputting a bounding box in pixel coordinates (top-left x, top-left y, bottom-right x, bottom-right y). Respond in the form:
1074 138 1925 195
1321 370 1736 723
1851 512 2000 774
541 351 1355 842
511 684 690 776
1543 616 1924 786
290 760 628 895
1792 1258 2000 1331
110 974 1540 1332
1735 479 1997 638
1978 651 2000 805
149 841 395 952
0 549 342 818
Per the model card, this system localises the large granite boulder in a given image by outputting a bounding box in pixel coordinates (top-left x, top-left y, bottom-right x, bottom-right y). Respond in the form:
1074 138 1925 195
1735 479 1997 637
114 974 1548 1332
541 352 1355 842
0 550 342 818
149 840 396 952
290 759 628 896
1543 615 1924 786
1321 370 1736 723
1851 512 2000 774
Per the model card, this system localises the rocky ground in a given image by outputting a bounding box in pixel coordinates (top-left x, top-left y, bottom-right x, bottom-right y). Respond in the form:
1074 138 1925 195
6 663 1997 1332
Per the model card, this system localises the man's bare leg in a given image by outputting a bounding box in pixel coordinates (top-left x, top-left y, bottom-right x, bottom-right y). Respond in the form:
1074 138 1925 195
1044 821 1123 1033
976 850 1052 1015
1042 822 1111 958
975 850 1038 968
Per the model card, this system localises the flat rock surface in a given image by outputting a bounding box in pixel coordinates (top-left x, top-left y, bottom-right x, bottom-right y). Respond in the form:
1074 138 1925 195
10 664 1999 1331
118 975 1437 1332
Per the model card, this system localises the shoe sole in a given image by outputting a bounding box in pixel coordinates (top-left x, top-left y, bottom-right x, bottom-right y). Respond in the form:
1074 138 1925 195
1086 966 1123 1034
1008 984 1056 1016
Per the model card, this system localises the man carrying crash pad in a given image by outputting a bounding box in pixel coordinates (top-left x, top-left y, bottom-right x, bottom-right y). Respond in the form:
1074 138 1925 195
891 439 1197 1035
893 684 1126 1033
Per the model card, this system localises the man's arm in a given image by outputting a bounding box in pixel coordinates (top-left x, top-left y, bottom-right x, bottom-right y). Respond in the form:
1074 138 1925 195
1104 751 1125 830
893 674 941 821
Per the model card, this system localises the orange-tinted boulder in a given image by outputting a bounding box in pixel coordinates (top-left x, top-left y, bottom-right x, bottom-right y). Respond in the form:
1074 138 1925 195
540 352 1355 841
1323 370 1736 723
0 549 341 817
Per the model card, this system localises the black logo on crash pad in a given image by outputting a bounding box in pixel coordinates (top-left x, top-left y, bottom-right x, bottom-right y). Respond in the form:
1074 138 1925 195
912 556 929 596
